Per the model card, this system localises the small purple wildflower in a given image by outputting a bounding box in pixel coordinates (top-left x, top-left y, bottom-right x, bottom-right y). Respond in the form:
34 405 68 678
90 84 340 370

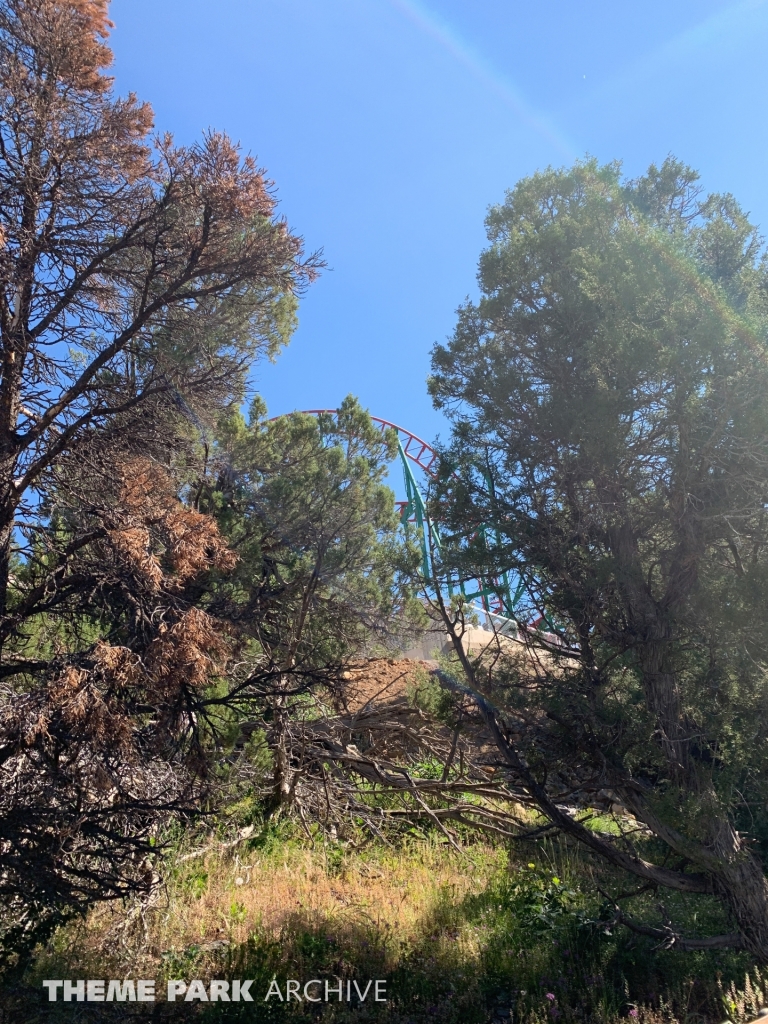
546 993 556 1002
629 1011 638 1019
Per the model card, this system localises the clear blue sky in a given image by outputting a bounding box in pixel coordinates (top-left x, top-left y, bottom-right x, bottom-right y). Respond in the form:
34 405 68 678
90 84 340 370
109 0 768 450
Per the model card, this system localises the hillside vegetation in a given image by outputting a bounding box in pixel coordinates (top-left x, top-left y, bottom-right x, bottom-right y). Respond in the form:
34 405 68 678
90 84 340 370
4 660 768 1023
4 6 768 1021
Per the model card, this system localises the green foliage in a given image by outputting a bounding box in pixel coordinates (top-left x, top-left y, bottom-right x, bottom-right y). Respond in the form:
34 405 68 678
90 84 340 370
188 394 424 819
407 665 459 726
429 156 768 949
11 832 768 1023
181 867 210 901
497 862 582 937
207 394 422 667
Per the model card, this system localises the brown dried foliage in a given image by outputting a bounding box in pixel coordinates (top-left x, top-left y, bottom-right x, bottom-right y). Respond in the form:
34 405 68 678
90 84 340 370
0 0 322 951
109 458 237 592
145 608 229 700
4 0 115 94
0 458 242 951
0 0 319 619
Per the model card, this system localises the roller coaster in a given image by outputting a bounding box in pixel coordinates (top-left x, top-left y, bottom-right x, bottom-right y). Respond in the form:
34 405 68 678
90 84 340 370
301 410 529 635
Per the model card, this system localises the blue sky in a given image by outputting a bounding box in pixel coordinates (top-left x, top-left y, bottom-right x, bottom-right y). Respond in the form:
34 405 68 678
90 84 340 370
110 0 768 452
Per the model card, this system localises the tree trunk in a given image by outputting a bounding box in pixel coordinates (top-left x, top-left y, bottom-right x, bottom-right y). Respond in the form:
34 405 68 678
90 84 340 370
0 452 19 632
711 817 768 962
266 685 294 816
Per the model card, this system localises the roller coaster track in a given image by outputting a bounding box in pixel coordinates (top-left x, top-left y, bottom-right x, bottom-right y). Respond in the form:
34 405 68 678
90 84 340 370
297 410 530 628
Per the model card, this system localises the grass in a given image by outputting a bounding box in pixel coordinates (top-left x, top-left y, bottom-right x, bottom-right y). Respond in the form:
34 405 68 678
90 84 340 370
5 824 768 1023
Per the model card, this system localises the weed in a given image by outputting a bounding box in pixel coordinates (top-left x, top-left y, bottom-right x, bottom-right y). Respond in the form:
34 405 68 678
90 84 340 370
10 829 767 1023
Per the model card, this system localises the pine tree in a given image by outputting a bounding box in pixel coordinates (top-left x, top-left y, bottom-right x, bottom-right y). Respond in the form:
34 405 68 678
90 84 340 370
430 158 768 960
0 0 317 958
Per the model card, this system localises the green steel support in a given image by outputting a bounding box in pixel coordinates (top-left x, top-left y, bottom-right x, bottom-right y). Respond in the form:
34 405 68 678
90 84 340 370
396 442 523 620
397 439 441 581
295 409 535 629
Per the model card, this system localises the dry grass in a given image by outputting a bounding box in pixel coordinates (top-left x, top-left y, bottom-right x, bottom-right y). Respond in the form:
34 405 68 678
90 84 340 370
155 839 500 958
15 833 768 1024
35 834 504 982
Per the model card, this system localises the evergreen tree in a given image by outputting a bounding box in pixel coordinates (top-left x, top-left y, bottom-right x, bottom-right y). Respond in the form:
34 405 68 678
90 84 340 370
0 0 316 958
199 396 421 815
430 157 768 959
